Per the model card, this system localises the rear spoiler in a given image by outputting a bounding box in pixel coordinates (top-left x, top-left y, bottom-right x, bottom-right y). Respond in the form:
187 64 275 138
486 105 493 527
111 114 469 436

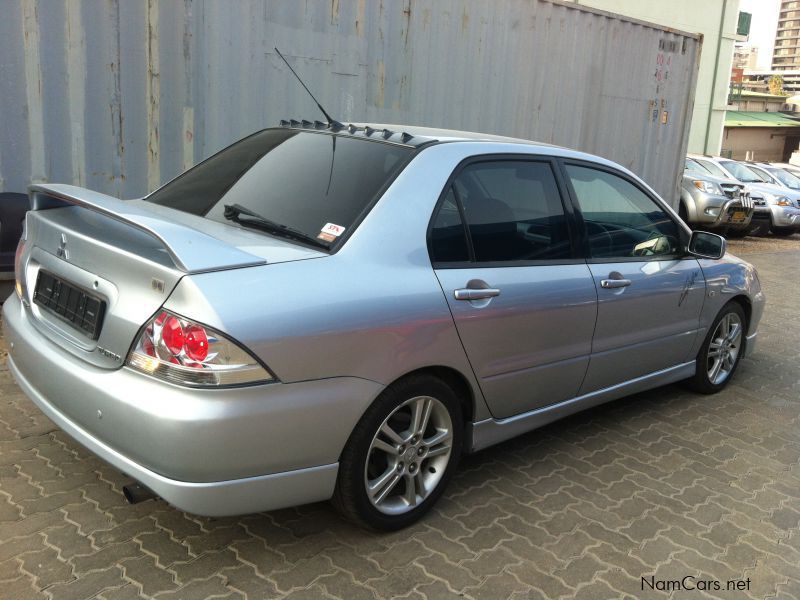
29 184 266 273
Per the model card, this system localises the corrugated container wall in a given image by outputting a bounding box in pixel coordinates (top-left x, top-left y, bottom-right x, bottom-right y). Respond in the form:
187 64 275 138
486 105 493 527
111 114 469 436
0 0 700 204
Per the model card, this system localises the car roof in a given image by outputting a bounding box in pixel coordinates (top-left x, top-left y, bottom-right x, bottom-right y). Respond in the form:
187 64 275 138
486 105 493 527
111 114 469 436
687 154 731 163
361 123 559 147
278 120 565 151
275 121 627 172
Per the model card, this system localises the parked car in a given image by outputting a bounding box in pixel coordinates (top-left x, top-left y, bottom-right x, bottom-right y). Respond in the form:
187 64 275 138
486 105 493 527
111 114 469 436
5 124 765 529
769 162 800 179
0 192 29 301
688 154 800 236
739 162 800 237
680 158 752 236
747 162 800 202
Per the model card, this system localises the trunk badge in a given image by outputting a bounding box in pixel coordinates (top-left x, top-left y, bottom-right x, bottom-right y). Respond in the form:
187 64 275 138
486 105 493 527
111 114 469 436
97 346 121 362
56 233 69 260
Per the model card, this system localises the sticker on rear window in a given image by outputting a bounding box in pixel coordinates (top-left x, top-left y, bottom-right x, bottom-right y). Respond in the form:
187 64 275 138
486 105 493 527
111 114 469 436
317 223 346 242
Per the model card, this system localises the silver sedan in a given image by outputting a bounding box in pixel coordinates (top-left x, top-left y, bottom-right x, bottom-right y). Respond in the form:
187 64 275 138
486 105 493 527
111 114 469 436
4 123 765 530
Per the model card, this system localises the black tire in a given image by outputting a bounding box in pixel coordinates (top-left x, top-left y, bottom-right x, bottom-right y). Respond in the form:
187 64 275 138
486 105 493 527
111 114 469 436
678 203 689 225
685 301 747 394
771 226 795 237
726 228 748 239
332 374 463 530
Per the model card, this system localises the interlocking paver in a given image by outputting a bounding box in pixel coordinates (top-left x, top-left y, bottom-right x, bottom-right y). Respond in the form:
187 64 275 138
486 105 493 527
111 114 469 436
151 576 241 599
506 563 574 598
1 242 799 598
18 547 74 588
465 571 531 599
315 571 377 600
97 584 148 600
414 551 480 591
120 555 179 597
71 540 141 575
45 565 127 600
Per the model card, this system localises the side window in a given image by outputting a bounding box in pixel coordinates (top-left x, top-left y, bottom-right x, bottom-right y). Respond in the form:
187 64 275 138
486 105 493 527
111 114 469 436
433 160 571 263
429 189 470 263
565 164 680 260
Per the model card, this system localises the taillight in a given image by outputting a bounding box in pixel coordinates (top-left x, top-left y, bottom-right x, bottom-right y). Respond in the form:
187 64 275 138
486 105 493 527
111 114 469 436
126 310 274 387
161 316 185 355
14 237 26 299
184 325 209 361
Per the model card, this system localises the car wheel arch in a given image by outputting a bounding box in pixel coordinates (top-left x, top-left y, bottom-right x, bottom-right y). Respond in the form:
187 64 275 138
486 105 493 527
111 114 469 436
686 299 748 394
342 365 477 458
729 294 752 334
417 366 475 427
679 192 694 222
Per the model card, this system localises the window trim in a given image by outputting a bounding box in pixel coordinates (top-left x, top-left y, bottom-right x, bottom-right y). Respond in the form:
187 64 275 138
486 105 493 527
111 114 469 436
426 154 582 268
557 158 690 264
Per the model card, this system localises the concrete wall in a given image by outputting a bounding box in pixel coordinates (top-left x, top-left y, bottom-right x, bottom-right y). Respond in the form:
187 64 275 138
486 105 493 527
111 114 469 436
572 0 741 155
729 99 786 111
722 127 796 161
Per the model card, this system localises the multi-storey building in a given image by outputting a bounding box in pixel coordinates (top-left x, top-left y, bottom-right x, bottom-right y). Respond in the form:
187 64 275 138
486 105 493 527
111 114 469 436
773 1 800 70
733 45 759 70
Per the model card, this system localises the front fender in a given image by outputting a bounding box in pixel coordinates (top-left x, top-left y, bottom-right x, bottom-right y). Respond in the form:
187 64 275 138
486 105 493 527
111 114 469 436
680 188 699 222
692 254 765 357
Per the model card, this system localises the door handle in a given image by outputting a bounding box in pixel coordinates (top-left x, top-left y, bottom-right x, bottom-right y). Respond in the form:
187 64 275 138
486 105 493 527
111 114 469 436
600 278 631 289
454 288 501 301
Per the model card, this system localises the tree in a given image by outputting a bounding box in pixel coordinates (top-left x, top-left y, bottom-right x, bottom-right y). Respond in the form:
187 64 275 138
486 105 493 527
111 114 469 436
768 74 786 96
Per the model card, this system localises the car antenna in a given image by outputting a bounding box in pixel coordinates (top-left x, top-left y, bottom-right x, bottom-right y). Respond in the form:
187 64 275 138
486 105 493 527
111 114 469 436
274 47 343 129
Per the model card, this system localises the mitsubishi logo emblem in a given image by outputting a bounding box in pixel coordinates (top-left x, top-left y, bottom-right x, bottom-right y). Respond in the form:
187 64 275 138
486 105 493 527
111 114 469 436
56 233 69 260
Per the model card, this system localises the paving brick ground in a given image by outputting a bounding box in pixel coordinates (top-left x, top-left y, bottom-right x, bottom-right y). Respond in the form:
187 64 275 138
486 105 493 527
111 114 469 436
1 237 799 599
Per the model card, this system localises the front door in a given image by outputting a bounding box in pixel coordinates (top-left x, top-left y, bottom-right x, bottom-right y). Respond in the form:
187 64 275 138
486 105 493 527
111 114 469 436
429 158 597 419
562 162 706 394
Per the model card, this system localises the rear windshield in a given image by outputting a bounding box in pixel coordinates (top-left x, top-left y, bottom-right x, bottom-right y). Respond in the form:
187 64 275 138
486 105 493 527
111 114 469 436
146 129 414 249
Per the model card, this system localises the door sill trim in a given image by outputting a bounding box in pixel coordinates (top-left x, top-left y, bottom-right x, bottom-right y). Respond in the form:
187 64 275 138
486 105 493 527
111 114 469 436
468 361 695 452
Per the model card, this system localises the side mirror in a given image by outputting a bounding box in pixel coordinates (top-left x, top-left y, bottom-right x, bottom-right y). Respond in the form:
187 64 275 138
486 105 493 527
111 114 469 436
687 230 726 260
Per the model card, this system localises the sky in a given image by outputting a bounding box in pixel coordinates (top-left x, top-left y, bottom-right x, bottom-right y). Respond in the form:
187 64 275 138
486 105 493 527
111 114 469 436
738 0 781 70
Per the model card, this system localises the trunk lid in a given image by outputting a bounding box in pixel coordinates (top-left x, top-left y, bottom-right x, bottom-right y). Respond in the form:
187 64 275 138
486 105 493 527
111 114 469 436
18 184 324 369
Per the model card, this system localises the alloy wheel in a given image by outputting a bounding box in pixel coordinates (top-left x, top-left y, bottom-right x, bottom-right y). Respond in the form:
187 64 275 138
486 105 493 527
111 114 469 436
706 311 743 385
364 395 453 515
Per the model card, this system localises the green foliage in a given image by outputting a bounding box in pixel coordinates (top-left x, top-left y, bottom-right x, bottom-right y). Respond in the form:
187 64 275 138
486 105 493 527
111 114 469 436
768 74 787 96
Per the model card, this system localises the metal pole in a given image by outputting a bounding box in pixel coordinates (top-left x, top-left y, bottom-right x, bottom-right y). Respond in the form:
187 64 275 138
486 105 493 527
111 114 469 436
705 0 729 154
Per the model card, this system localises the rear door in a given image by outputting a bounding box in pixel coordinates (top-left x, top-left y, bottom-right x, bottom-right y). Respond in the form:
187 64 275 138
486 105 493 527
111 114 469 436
562 162 706 394
430 157 597 419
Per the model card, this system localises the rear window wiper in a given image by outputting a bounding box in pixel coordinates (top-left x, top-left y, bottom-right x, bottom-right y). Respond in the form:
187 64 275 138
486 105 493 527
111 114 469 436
223 204 330 250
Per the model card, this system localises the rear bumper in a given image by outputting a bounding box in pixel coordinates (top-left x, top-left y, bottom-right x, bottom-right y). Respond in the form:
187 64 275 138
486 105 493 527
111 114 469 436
7 354 338 516
3 294 384 516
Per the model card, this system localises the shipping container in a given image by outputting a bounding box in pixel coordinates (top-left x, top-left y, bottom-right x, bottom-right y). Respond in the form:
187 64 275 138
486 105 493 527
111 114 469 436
0 0 701 205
